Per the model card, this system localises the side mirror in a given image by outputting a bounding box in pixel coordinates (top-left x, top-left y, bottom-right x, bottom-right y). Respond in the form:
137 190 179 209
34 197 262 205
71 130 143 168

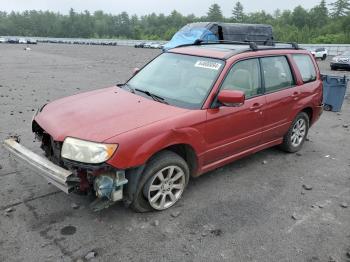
217 90 245 107
133 67 140 76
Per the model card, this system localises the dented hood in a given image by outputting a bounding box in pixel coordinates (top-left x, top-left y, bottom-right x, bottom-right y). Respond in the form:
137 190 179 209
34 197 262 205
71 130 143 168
34 87 189 142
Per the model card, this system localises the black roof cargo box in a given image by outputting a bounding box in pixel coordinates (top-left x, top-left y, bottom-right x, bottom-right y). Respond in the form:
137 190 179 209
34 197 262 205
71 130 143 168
163 22 274 50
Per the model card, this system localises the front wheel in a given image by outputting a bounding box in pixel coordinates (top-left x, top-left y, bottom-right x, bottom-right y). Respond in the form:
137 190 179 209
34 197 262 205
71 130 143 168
322 54 327 60
131 150 189 212
280 112 309 153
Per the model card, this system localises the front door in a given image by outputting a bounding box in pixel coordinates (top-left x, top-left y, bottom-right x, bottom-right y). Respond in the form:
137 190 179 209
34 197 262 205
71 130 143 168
203 58 265 165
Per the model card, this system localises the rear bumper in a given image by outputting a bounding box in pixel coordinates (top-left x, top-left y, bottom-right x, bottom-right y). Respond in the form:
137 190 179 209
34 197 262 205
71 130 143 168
2 138 75 194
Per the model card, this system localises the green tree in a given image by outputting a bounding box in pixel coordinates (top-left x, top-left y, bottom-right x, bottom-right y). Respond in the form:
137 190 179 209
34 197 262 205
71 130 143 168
245 11 273 24
319 0 329 16
330 0 350 17
232 1 244 22
0 2 350 44
207 3 224 21
291 6 309 28
309 0 329 27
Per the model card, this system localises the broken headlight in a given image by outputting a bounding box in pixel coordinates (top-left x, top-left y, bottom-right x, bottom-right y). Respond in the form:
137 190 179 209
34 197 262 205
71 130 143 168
61 137 118 164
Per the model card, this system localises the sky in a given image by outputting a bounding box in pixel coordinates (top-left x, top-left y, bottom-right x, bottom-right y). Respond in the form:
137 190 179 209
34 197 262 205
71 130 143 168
0 0 324 16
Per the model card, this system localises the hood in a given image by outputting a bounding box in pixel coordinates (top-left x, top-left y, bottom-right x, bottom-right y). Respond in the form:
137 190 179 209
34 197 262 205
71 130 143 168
334 55 350 60
35 87 189 142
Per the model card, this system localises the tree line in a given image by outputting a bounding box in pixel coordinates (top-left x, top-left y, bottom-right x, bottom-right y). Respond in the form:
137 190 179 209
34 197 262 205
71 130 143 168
0 0 349 43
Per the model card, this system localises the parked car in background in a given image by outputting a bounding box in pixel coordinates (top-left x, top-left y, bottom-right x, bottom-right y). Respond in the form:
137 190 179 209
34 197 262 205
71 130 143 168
7 38 19 44
134 42 146 48
0 37 7 43
27 39 38 44
330 51 350 70
18 38 27 44
143 42 153 48
4 41 323 212
310 47 328 60
150 42 162 49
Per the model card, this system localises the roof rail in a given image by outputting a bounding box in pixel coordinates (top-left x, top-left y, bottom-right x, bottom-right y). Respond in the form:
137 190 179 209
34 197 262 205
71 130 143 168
273 41 299 49
175 39 259 51
172 39 300 52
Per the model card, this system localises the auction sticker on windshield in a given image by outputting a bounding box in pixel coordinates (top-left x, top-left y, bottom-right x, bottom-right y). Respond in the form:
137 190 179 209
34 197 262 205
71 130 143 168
195 61 221 70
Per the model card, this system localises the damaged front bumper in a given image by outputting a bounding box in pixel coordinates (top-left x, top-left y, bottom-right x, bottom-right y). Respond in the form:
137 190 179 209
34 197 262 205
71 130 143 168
3 138 75 194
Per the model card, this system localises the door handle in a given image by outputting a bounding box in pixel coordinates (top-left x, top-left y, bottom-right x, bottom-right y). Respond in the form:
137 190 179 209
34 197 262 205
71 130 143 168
249 103 262 111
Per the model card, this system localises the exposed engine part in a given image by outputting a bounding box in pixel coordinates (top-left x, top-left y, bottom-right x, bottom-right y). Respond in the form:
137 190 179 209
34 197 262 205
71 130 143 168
93 170 128 202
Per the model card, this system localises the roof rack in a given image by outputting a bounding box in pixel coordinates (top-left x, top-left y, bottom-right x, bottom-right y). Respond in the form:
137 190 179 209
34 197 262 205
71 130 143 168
273 41 299 49
174 39 300 51
176 39 259 50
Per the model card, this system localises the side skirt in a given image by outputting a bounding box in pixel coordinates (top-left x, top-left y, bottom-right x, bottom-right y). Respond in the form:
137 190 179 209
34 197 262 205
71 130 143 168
197 138 283 176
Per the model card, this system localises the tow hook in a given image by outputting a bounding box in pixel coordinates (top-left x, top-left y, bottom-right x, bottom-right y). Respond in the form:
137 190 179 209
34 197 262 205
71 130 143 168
90 170 128 212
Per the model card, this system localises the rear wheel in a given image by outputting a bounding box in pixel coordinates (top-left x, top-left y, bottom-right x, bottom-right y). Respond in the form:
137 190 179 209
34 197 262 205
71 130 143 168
280 112 309 153
130 150 189 212
322 54 327 60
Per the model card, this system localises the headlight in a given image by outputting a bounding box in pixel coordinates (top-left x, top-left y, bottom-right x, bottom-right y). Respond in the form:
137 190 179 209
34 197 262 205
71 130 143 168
332 57 338 62
61 137 118 164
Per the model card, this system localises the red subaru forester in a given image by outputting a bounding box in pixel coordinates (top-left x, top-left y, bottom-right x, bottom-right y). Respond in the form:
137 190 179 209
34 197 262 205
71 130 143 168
4 42 323 212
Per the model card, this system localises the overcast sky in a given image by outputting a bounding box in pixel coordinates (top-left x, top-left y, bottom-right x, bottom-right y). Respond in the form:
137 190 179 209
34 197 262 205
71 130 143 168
1 0 325 16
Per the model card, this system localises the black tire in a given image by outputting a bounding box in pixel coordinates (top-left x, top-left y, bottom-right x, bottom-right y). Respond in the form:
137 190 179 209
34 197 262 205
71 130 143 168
331 66 336 70
280 112 309 153
322 54 327 61
130 150 189 212
323 104 332 111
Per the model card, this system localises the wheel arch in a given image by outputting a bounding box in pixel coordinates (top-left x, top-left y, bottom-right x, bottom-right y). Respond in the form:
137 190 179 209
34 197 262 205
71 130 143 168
301 107 313 124
161 143 198 177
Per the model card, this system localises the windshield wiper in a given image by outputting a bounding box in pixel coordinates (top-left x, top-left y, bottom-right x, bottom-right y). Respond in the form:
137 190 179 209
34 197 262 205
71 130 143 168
117 83 135 93
135 88 168 104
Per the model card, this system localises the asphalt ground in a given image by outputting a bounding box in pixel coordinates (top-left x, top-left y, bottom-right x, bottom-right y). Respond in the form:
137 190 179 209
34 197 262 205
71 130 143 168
0 43 349 262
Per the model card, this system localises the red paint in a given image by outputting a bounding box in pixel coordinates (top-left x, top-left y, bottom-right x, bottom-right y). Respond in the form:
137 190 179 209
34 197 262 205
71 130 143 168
34 47 323 176
217 90 245 105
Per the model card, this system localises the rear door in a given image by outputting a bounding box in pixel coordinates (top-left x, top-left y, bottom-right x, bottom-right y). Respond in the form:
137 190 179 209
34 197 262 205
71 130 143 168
260 55 299 143
203 58 265 165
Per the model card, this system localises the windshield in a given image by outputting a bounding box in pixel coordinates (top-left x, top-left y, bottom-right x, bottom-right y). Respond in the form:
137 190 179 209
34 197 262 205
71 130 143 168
127 53 224 109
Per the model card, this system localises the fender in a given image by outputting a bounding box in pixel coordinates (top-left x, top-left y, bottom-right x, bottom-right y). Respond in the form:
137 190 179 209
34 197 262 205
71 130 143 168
106 124 208 170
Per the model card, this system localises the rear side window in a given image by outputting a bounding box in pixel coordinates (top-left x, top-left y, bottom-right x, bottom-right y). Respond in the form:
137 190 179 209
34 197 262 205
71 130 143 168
261 56 294 93
292 54 317 83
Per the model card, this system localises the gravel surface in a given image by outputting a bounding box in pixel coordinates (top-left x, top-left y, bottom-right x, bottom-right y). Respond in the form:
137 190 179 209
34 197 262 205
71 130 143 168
0 43 349 262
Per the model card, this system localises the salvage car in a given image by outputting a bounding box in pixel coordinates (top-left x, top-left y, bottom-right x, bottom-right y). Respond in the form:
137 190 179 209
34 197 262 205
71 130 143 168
18 38 27 44
330 51 350 70
3 41 323 212
134 42 146 48
310 47 328 60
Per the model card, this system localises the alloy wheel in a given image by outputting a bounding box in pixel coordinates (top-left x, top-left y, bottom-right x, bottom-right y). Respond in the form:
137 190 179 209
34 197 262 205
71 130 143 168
291 118 306 147
144 165 186 210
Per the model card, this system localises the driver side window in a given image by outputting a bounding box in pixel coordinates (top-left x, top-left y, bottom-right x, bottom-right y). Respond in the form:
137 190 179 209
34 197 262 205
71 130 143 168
221 59 261 99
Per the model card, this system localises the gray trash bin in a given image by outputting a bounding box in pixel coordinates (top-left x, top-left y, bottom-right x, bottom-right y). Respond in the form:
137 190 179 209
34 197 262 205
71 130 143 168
322 75 348 112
